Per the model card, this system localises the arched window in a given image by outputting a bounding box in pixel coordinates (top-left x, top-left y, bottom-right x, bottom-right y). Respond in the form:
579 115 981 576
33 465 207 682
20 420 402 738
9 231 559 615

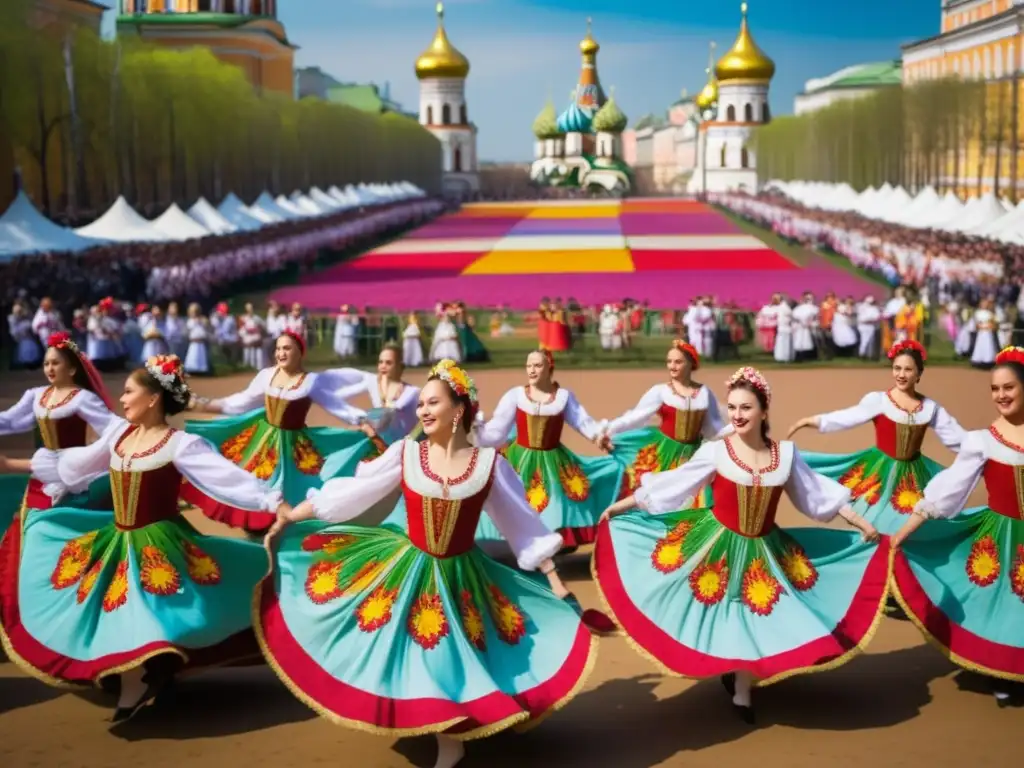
453 147 463 172
726 104 736 121
743 103 753 122
426 105 433 124
459 104 467 124
740 148 749 168
442 104 451 125
762 102 770 122
719 144 727 168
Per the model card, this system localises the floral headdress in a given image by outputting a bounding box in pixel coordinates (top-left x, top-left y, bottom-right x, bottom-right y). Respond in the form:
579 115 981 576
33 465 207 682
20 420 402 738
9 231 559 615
996 346 1024 365
48 331 79 354
280 329 306 356
430 359 479 412
672 339 701 370
726 366 771 406
145 354 191 405
887 339 927 363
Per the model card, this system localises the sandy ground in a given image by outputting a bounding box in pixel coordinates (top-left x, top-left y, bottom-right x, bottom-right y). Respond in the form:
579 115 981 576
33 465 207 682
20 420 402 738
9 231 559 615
0 363 1012 768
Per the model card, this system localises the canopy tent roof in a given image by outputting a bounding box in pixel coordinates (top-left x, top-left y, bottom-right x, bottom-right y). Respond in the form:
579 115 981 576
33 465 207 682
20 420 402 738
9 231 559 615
188 198 237 235
0 192 100 258
276 195 312 217
310 187 342 210
253 192 300 221
945 192 1005 232
890 186 938 226
76 196 173 242
153 204 211 241
217 193 265 231
290 193 326 216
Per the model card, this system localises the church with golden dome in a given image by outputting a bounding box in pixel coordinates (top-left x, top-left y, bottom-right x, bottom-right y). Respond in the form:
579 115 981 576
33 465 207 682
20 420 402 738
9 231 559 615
529 20 633 194
688 2 774 195
415 3 479 196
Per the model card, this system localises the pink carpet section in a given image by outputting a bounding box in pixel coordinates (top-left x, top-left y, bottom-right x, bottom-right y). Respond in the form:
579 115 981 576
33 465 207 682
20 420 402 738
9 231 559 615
338 252 483 272
630 249 797 271
271 268 885 312
618 212 743 236
510 218 623 235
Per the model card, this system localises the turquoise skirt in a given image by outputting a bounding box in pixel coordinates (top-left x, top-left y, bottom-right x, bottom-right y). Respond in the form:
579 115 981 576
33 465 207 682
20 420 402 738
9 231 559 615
184 409 379 532
593 507 890 683
802 447 946 535
892 506 1024 681
0 506 264 685
255 521 596 738
609 427 712 507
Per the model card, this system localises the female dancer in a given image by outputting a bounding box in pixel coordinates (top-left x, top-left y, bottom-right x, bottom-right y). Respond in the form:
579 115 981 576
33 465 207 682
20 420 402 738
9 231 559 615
257 360 596 768
0 355 286 721
0 332 115 545
595 367 886 723
317 343 421 476
601 340 727 506
786 340 965 535
430 304 462 363
473 349 622 549
890 346 1024 707
402 313 425 367
184 303 213 376
182 330 371 532
454 302 490 363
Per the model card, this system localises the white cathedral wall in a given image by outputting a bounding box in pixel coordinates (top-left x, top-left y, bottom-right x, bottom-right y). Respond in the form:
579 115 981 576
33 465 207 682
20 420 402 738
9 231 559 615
418 78 469 127
716 82 770 124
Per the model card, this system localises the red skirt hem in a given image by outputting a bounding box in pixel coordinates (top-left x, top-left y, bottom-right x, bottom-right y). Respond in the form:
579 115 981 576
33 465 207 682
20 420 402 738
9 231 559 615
592 521 890 681
180 481 275 533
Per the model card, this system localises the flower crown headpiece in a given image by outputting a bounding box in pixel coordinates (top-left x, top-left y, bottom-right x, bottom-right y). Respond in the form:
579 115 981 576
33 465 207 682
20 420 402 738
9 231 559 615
431 359 479 408
726 366 771 405
48 331 79 354
996 346 1024 366
145 354 190 404
672 339 701 370
888 339 927 363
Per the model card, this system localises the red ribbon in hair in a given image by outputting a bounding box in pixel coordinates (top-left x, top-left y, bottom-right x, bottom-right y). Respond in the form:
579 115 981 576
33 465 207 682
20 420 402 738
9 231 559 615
48 332 115 411
996 346 1024 366
281 329 306 355
887 339 927 362
672 339 701 369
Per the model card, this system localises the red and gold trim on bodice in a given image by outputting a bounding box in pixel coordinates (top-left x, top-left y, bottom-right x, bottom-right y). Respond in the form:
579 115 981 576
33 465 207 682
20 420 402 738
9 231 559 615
264 395 312 430
403 442 495 558
514 408 564 450
657 404 706 444
708 474 785 537
36 387 87 450
872 414 928 461
111 426 181 530
981 428 1024 521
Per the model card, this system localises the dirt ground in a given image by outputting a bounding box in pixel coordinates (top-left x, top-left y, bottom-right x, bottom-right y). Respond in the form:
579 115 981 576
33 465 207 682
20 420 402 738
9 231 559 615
0 363 1011 768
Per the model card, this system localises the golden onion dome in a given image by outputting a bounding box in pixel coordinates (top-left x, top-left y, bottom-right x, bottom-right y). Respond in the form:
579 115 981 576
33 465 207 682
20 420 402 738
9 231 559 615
714 3 775 83
415 3 470 80
695 68 718 110
580 17 600 56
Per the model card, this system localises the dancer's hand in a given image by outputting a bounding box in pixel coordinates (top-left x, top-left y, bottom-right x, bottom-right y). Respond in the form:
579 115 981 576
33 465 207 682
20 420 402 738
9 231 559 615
859 522 880 543
594 433 613 452
600 498 633 523
785 416 817 439
360 423 378 438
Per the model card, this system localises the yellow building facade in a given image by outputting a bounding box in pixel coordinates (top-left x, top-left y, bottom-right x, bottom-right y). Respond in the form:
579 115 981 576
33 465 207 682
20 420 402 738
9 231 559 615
902 1 1024 198
116 4 295 96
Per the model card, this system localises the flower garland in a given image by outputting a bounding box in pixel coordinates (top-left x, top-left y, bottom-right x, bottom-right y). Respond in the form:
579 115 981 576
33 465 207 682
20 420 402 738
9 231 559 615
726 366 771 406
145 354 191 405
47 331 79 354
887 339 927 362
431 359 479 408
996 346 1024 366
672 339 701 369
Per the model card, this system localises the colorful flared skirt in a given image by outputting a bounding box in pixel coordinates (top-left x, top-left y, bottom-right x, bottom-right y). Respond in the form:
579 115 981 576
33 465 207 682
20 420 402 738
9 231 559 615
183 409 381 532
0 507 264 685
593 507 890 684
610 428 712 507
891 507 1024 681
457 324 490 363
802 447 945 536
256 523 597 739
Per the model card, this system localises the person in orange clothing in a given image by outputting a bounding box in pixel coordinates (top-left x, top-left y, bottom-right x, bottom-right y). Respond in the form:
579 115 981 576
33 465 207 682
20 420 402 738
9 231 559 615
537 297 552 350
547 298 572 352
818 291 837 359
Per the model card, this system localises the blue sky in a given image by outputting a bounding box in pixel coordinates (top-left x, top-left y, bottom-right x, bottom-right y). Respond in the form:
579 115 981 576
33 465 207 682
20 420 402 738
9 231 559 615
107 0 940 162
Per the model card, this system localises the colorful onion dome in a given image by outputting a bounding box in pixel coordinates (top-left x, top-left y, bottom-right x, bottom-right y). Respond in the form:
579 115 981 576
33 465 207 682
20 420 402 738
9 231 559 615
714 3 775 83
556 91 593 134
592 88 628 133
695 68 719 111
532 99 562 139
415 2 470 80
580 17 600 57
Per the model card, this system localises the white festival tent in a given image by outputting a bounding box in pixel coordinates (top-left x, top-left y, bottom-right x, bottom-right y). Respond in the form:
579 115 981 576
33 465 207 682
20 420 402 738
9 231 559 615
217 193 265 231
153 204 211 241
327 185 355 209
243 199 284 225
855 185 894 218
76 196 173 243
310 187 342 210
0 191 100 258
973 199 1024 238
252 192 296 221
188 198 237 235
877 187 913 222
903 191 965 229
275 195 312 218
945 192 1005 232
891 186 939 226
290 193 326 216
1002 197 1015 211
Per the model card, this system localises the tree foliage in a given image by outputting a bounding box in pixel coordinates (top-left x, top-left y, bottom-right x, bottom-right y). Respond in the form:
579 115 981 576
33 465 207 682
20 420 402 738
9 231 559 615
750 78 1020 200
0 8 442 218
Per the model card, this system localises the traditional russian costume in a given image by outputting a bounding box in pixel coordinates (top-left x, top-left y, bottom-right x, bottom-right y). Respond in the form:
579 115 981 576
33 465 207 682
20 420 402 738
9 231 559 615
474 386 623 547
892 427 1024 681
0 419 280 685
184 318 212 375
799 390 965 535
181 367 372 531
430 314 462 363
593 439 890 683
604 383 728 507
256 439 596 738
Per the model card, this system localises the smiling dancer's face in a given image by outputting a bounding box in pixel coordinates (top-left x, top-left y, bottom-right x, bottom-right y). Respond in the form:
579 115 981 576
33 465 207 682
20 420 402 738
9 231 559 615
275 336 302 370
417 379 460 438
891 354 920 392
666 349 690 381
525 352 548 385
726 388 763 438
991 367 1023 419
378 349 401 379
43 348 75 388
